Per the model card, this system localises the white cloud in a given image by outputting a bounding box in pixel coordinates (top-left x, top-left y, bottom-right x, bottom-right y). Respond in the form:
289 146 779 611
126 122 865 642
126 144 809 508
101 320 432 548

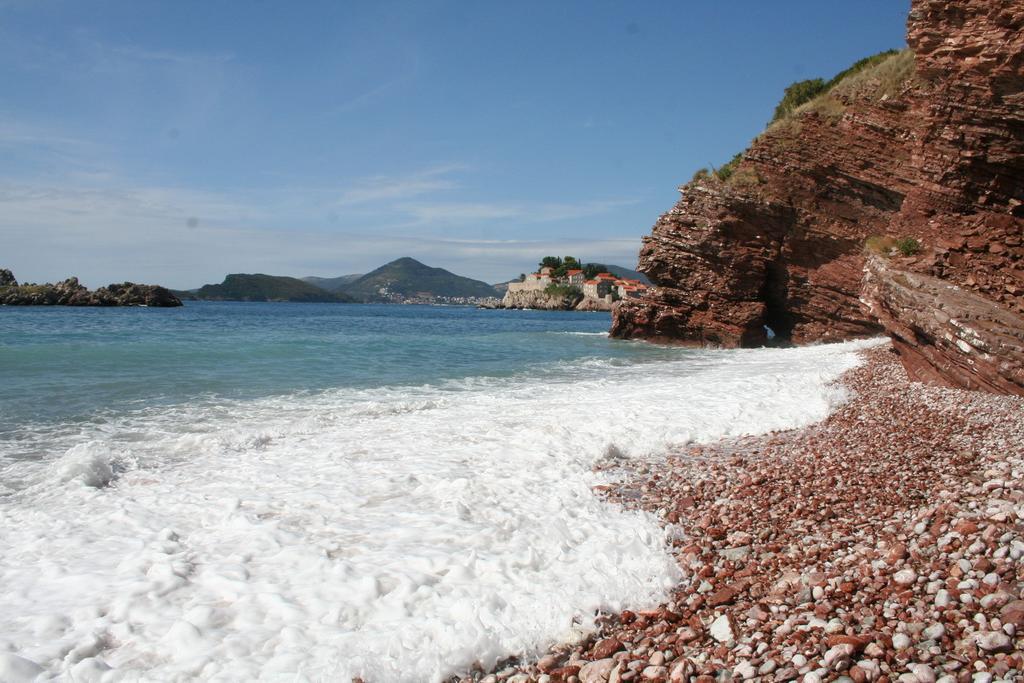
106 44 235 66
335 164 465 205
398 198 640 226
0 120 93 151
0 156 644 287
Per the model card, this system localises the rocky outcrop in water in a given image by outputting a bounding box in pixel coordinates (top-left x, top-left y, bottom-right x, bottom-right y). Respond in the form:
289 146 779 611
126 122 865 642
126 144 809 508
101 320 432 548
498 288 615 312
0 270 182 307
574 297 614 312
612 0 1024 394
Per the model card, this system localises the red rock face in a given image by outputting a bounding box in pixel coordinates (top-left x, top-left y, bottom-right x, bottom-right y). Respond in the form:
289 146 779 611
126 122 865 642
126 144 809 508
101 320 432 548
863 256 1024 394
892 0 1024 309
613 0 1024 394
872 0 1024 394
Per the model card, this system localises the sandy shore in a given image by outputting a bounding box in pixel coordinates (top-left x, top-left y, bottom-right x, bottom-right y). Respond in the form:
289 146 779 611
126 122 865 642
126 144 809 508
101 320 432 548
464 343 1024 683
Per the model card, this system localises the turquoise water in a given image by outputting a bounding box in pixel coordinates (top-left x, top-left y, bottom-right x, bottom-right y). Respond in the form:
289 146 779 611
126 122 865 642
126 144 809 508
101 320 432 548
0 302 659 430
0 302 872 681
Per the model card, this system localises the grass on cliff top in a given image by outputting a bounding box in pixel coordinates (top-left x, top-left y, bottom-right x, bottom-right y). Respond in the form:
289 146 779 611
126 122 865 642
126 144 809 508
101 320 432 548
770 49 906 123
770 49 915 128
693 152 762 189
689 48 914 191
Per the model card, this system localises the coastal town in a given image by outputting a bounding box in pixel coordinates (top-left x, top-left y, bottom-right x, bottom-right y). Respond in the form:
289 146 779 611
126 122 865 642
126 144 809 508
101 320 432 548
507 265 650 304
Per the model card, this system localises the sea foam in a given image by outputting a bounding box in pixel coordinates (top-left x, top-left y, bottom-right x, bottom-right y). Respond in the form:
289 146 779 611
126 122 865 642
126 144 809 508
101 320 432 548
0 339 879 681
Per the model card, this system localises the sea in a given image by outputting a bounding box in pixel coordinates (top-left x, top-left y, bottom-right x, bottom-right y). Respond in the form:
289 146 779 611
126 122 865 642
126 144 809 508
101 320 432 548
0 302 873 681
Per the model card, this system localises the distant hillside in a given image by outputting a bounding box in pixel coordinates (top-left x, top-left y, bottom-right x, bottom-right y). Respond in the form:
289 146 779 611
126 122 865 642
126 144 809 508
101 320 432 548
491 279 519 294
194 274 355 302
605 265 650 285
340 257 497 302
301 273 363 292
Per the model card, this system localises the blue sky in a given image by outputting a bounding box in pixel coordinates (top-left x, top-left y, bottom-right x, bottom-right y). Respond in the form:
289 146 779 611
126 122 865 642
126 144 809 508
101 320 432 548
1 0 908 288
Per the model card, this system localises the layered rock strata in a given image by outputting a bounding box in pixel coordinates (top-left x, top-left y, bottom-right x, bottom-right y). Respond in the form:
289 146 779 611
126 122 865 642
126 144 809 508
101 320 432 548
863 256 1024 394
613 0 1024 394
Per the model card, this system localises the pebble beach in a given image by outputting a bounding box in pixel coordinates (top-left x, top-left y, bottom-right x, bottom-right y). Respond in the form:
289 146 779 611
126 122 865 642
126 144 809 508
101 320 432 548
480 343 1024 683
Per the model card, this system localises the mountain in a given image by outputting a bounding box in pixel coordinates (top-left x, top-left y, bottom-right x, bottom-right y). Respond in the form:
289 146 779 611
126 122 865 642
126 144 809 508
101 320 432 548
339 257 497 302
604 265 650 285
301 273 363 292
193 274 354 302
491 279 521 294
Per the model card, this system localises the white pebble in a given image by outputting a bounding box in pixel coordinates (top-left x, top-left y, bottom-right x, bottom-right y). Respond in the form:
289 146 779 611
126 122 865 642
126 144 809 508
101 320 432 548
893 568 917 586
892 633 912 649
910 663 936 683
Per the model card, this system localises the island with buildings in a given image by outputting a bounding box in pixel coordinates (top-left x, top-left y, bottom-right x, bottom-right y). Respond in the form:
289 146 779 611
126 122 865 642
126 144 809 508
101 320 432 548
497 257 649 311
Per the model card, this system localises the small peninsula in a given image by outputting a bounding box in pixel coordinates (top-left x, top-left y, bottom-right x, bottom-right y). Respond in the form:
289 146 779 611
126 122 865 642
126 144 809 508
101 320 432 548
0 268 182 307
184 273 355 303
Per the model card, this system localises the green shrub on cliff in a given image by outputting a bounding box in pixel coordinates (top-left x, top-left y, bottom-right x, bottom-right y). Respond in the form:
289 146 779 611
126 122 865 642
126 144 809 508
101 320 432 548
770 78 828 123
865 235 922 257
544 283 582 298
713 152 745 182
896 237 921 256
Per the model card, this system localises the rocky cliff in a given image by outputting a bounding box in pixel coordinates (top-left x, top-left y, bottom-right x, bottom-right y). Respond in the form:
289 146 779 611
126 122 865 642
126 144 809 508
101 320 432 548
0 270 182 307
499 288 615 311
501 289 583 310
612 0 1024 394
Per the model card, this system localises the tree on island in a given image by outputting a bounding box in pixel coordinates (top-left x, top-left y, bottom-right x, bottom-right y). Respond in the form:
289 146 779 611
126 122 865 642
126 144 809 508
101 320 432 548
539 256 598 278
539 256 560 269
536 256 611 279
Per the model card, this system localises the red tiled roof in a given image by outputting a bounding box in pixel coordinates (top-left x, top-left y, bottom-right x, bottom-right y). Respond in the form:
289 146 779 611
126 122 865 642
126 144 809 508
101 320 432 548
566 269 583 275
584 279 598 285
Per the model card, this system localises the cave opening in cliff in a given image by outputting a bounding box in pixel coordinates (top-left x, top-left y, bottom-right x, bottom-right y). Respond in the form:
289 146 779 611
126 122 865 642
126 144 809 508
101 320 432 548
762 261 794 345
